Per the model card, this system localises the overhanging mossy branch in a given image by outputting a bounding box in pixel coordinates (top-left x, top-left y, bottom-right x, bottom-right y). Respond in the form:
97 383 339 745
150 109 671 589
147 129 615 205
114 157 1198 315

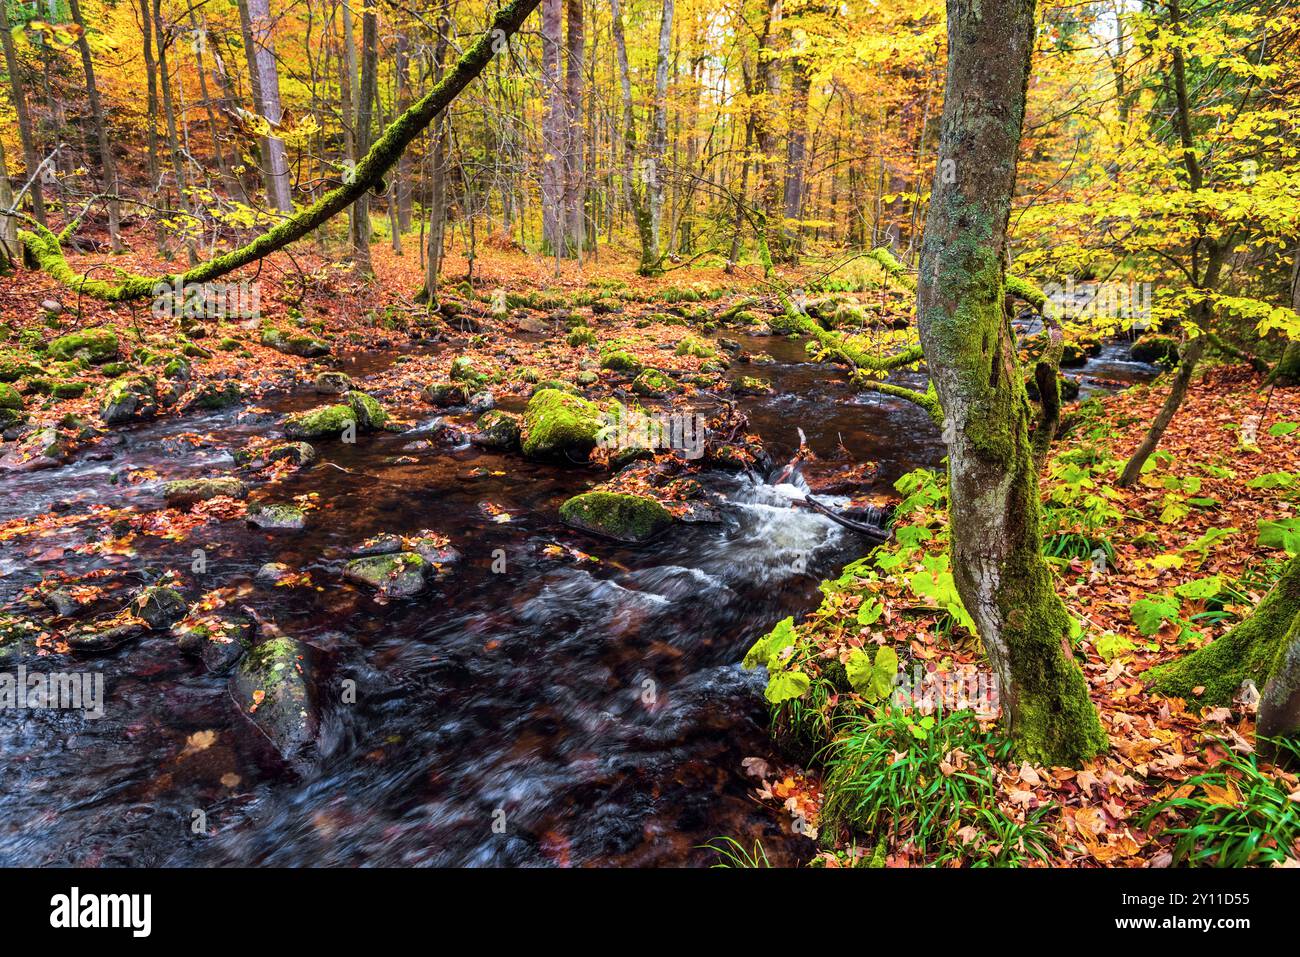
788 306 940 423
19 0 542 301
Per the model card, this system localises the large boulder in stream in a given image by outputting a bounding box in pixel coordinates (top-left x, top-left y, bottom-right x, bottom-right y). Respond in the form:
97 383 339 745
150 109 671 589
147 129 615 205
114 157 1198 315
1130 333 1179 366
559 491 674 544
229 636 316 770
520 388 604 460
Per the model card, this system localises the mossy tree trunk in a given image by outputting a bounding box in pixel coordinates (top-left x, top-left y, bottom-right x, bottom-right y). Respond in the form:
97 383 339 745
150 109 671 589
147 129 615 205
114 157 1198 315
915 0 1106 766
1150 552 1300 708
21 0 542 302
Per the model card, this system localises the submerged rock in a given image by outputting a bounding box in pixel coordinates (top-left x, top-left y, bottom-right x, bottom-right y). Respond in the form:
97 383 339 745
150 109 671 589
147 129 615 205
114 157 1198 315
520 388 604 460
343 552 430 599
67 619 146 653
559 491 674 543
229 636 316 768
0 428 66 471
163 477 248 509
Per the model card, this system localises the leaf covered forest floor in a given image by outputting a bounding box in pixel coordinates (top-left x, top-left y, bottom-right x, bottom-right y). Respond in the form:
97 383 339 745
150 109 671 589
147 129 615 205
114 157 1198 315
743 363 1300 868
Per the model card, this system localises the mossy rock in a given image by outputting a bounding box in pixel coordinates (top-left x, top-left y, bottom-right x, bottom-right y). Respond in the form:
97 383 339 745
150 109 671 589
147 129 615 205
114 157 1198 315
591 296 622 315
632 369 680 397
530 378 580 396
101 375 159 426
576 370 599 386
229 636 316 768
313 371 352 395
234 441 317 469
0 407 26 433
520 388 605 459
219 337 241 352
424 382 469 407
675 336 716 358
261 326 331 358
47 327 119 364
0 352 41 382
1131 334 1179 366
163 477 248 509
98 361 129 377
470 410 522 452
768 311 806 336
345 391 388 431
449 356 487 387
246 502 307 530
186 380 242 410
559 491 674 543
600 349 644 375
0 382 23 410
283 403 356 439
343 552 430 599
133 586 187 630
51 381 88 399
567 327 598 347
732 375 773 396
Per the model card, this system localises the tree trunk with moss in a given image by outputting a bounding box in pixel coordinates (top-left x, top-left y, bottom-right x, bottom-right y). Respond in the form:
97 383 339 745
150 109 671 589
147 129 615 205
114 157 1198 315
915 0 1106 766
1150 553 1300 709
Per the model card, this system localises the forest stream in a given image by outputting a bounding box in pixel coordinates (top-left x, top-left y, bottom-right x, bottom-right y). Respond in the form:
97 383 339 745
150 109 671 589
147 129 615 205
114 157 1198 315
0 333 1157 867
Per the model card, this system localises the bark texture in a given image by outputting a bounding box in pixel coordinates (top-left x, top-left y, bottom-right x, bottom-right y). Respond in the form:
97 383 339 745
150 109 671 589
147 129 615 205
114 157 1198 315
914 0 1106 765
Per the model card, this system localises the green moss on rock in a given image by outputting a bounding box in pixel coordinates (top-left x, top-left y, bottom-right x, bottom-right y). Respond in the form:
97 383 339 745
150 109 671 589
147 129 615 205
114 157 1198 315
559 491 674 543
163 476 248 509
520 388 604 459
47 327 119 364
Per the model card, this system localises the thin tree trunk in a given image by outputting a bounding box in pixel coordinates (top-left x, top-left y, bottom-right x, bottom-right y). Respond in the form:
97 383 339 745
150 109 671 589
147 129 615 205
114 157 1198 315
153 0 199 265
540 0 564 256
350 6 378 277
915 0 1106 766
240 0 293 212
67 0 121 250
563 0 585 256
0 0 46 226
647 0 673 268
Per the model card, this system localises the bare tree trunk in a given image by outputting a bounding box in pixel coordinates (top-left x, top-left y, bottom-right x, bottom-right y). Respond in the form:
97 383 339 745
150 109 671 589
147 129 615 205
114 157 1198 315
780 42 811 262
239 0 293 213
610 0 656 274
423 18 451 301
540 0 565 256
67 0 121 250
915 0 1106 766
647 0 673 267
563 0 585 256
394 30 413 235
0 135 16 271
153 0 199 264
0 0 46 226
187 7 245 204
350 6 378 277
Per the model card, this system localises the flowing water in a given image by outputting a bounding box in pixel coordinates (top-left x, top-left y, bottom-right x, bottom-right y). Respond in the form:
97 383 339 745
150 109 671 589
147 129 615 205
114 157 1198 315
0 331 1154 867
